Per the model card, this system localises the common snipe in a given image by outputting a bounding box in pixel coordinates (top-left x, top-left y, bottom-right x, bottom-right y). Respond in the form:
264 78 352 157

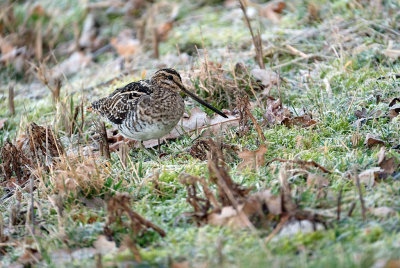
90 68 227 149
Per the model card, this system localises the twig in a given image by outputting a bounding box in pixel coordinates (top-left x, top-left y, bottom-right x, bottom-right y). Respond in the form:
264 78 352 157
238 0 265 69
347 201 356 217
30 175 35 234
245 105 266 143
121 202 166 237
265 214 290 244
266 158 332 174
8 84 15 115
336 186 343 222
271 54 321 70
354 168 366 221
98 122 110 159
285 44 308 58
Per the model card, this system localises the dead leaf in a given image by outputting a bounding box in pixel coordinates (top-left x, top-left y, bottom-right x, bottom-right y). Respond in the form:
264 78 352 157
385 259 400 268
250 68 279 88
377 147 399 177
365 133 385 148
259 1 286 23
207 205 249 228
263 96 291 126
31 3 46 16
110 29 141 59
389 104 400 120
255 189 282 215
171 261 190 268
208 112 240 135
93 235 118 255
307 3 320 22
237 145 268 171
358 167 382 187
157 21 174 42
282 114 317 128
354 107 368 119
370 207 397 218
0 118 7 130
18 248 42 265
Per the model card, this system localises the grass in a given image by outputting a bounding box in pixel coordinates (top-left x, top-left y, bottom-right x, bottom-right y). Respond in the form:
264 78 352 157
1 0 400 267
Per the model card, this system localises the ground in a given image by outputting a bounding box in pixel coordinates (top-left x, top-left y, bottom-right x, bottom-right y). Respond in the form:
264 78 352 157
0 0 400 267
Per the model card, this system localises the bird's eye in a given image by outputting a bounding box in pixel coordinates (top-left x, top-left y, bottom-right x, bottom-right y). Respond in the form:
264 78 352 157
167 75 173 80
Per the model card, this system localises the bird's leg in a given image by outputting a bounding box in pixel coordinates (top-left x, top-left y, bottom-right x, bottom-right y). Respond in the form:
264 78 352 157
158 138 161 154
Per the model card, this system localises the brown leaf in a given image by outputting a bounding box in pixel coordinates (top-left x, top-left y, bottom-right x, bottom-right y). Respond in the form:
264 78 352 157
282 114 317 128
171 261 190 268
307 3 320 22
157 21 174 42
255 189 282 215
388 104 400 119
18 248 42 265
365 133 385 148
250 68 279 88
386 260 400 268
259 1 286 23
207 205 249 229
358 167 382 187
377 147 399 175
354 108 367 119
31 3 46 16
0 118 7 130
110 29 141 59
263 97 291 126
237 145 268 171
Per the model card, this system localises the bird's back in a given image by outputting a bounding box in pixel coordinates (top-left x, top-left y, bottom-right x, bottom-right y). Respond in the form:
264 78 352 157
91 78 185 141
91 80 153 125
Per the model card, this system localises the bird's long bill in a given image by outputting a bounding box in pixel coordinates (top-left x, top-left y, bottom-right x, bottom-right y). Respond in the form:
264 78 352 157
180 86 228 118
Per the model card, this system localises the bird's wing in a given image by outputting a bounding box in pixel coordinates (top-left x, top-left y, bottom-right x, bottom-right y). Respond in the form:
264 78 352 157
93 80 153 124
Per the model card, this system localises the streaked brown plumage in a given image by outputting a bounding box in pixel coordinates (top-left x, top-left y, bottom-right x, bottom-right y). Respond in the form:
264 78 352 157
90 68 227 143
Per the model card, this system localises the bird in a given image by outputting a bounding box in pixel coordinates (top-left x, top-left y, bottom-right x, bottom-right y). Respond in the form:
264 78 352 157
89 68 227 152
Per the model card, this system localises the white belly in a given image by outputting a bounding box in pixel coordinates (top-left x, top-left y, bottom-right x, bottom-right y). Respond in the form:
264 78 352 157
117 120 178 141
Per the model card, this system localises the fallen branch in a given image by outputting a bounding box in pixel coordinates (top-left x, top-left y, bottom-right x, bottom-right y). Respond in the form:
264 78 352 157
264 214 290 244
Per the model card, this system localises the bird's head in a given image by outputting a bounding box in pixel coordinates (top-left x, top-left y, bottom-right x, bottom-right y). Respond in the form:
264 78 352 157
151 68 227 118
